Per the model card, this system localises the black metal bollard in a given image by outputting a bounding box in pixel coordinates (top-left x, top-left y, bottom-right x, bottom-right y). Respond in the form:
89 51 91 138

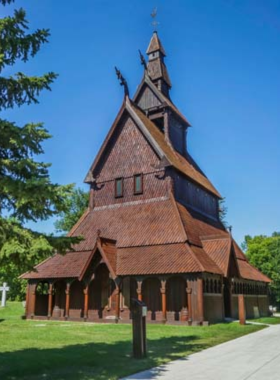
131 298 147 359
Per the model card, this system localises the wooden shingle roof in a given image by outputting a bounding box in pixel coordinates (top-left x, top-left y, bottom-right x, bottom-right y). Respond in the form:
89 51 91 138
146 31 166 56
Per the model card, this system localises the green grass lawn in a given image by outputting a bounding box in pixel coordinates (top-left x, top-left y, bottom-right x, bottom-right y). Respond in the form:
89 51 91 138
0 302 266 380
248 316 280 325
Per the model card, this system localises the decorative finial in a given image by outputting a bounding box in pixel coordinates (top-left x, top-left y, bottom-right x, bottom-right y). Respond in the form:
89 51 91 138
228 226 233 235
151 7 159 31
97 229 101 237
115 66 129 97
138 50 147 70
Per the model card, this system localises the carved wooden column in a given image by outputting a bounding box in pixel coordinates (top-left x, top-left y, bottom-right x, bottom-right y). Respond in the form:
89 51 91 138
30 281 37 319
83 284 89 320
137 280 142 301
160 280 167 323
65 282 71 320
25 283 30 317
47 282 53 319
187 287 192 323
115 286 120 322
197 277 204 323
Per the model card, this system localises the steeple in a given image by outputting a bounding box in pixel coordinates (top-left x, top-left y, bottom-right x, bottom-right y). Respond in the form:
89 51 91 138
146 31 171 97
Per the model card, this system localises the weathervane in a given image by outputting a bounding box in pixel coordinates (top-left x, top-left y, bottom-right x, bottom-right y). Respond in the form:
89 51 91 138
151 7 159 31
115 66 129 97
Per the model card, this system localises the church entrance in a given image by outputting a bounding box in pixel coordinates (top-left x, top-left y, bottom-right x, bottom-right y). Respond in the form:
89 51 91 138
89 264 110 318
223 279 232 318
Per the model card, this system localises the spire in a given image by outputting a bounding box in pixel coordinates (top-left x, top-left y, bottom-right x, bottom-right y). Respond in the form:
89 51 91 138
146 31 171 96
146 31 166 56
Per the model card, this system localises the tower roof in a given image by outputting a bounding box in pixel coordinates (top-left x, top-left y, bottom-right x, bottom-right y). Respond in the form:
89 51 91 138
146 31 166 56
145 31 171 92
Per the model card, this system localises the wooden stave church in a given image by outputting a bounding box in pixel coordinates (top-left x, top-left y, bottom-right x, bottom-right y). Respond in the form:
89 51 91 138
21 31 271 324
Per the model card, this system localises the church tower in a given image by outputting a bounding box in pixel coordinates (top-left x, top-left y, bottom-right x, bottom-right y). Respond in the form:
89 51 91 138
146 31 171 96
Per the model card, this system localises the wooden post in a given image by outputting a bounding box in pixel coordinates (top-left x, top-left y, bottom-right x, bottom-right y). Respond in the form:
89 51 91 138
30 283 37 319
238 294 246 325
222 283 225 319
187 287 192 323
47 282 53 319
137 280 142 301
25 283 30 317
83 285 89 320
161 280 167 323
197 278 204 324
65 282 71 320
115 286 120 322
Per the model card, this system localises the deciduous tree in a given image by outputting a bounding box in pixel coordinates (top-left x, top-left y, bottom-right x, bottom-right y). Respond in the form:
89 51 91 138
243 232 280 306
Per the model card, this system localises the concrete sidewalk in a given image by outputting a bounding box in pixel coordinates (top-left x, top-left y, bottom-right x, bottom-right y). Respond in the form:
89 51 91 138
122 325 280 380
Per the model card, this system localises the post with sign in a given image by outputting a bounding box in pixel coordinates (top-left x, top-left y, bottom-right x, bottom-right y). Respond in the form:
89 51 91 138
0 282 10 307
131 298 147 359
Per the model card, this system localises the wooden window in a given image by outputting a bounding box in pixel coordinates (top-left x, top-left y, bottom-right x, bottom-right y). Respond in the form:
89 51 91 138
134 174 143 195
115 178 123 198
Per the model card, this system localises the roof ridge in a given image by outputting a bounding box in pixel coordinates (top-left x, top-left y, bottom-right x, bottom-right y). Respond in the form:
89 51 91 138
170 193 189 242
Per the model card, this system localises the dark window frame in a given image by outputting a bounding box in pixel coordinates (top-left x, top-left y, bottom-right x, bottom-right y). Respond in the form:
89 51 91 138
134 173 143 195
115 177 124 198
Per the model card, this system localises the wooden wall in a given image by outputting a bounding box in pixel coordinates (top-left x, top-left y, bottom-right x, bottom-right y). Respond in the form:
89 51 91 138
232 295 269 319
173 173 219 219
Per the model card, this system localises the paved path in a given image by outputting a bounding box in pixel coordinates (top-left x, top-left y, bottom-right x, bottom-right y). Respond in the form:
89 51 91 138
122 325 280 380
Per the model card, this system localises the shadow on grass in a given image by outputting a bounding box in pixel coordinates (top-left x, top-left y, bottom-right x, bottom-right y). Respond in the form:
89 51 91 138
0 335 206 380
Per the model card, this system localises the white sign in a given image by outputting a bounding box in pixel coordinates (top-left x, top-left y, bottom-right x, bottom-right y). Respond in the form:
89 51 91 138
0 282 10 307
142 306 147 317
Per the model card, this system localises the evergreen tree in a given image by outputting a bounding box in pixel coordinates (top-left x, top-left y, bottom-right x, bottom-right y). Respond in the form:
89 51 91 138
0 0 80 274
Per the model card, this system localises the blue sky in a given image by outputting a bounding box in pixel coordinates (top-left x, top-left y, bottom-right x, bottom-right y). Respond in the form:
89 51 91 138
2 0 280 245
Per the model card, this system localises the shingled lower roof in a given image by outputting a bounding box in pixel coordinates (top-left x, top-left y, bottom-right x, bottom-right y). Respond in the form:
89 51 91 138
236 259 271 283
117 243 223 276
20 250 93 280
71 198 187 250
21 197 270 282
21 238 118 281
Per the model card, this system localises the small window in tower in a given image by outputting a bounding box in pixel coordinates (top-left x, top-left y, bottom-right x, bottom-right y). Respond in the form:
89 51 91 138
134 174 143 195
153 117 164 132
115 178 123 198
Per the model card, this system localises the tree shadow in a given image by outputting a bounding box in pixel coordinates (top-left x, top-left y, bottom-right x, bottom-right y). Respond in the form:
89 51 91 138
0 319 4 323
0 334 206 380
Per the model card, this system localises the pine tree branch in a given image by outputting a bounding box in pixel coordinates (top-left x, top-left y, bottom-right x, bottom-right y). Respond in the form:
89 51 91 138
0 0 15 5
0 8 50 71
0 72 57 110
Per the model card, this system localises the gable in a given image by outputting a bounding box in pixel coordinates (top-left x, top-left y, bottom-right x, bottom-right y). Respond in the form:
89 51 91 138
94 112 161 182
136 83 162 110
227 244 240 278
